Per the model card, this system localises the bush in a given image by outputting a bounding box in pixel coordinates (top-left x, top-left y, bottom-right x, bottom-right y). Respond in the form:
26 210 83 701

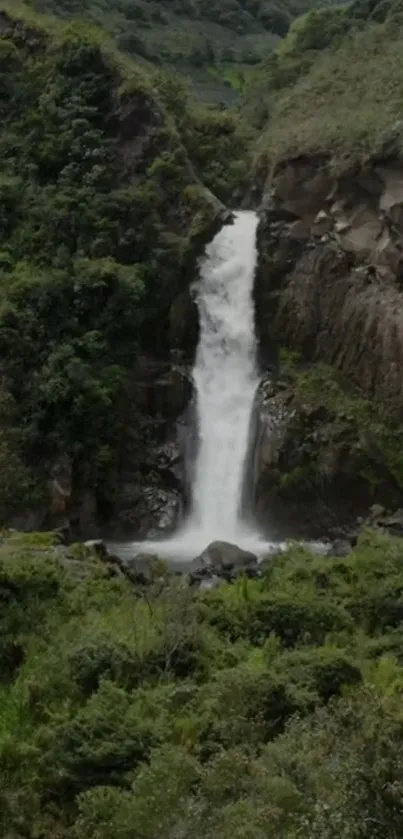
38 680 159 797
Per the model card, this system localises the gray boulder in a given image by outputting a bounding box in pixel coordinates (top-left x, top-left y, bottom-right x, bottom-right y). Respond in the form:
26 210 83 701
191 540 259 583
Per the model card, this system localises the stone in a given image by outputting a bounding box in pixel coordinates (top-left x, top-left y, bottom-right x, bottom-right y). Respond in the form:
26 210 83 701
154 440 183 488
143 487 182 537
192 541 258 576
255 160 403 416
312 209 333 236
115 485 182 538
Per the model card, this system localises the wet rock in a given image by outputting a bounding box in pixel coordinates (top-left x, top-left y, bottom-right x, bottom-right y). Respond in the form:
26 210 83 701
131 356 192 419
54 524 71 545
114 484 182 539
143 487 182 538
192 541 259 578
169 288 199 355
154 440 183 490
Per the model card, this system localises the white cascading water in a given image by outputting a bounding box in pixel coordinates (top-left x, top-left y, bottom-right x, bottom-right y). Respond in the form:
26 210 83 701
184 209 260 542
111 210 274 562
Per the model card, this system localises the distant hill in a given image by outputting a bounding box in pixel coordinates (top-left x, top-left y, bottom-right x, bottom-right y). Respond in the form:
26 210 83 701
28 0 338 102
245 0 403 161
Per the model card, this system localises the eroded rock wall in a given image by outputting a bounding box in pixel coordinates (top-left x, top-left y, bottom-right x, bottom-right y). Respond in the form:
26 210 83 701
254 156 403 537
256 156 403 411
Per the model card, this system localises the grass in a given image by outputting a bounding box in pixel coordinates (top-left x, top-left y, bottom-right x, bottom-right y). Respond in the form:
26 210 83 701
255 21 403 172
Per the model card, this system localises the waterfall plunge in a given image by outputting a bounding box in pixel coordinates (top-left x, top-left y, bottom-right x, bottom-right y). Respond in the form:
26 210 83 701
113 211 273 562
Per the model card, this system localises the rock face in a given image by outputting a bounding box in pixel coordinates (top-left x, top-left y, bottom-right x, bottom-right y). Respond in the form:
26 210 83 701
253 156 403 536
102 355 191 539
255 156 403 412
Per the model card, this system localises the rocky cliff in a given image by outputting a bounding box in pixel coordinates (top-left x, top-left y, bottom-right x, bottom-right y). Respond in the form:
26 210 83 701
256 157 403 407
254 157 403 537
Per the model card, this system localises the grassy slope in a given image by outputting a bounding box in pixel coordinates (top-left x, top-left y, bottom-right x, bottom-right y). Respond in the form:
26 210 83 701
249 2 403 170
264 26 403 169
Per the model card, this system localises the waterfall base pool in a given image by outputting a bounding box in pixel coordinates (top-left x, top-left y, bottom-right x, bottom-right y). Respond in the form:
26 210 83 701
107 526 282 564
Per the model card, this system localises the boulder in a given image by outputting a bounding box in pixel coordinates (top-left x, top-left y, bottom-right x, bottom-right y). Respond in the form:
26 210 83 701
191 540 259 581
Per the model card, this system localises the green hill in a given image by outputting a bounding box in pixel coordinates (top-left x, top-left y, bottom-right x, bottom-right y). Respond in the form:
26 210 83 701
0 0 244 525
27 0 337 102
246 0 403 166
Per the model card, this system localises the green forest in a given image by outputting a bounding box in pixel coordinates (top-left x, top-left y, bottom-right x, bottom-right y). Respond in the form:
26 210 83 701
0 0 249 525
2 0 403 836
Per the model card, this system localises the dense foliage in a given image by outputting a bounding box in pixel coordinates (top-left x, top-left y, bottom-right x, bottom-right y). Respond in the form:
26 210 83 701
275 359 403 501
3 529 403 836
0 3 249 521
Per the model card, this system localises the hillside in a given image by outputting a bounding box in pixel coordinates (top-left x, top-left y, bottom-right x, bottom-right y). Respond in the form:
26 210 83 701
28 0 336 102
245 0 403 157
0 1 249 535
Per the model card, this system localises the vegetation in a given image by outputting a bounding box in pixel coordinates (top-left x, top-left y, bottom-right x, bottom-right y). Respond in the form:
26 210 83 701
2 528 403 836
0 3 250 521
21 0 345 104
246 0 403 166
2 1 403 836
25 0 306 90
271 358 403 503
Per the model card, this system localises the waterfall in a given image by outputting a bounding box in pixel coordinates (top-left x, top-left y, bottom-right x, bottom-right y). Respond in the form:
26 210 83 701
150 209 269 559
110 210 272 562
185 210 260 542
